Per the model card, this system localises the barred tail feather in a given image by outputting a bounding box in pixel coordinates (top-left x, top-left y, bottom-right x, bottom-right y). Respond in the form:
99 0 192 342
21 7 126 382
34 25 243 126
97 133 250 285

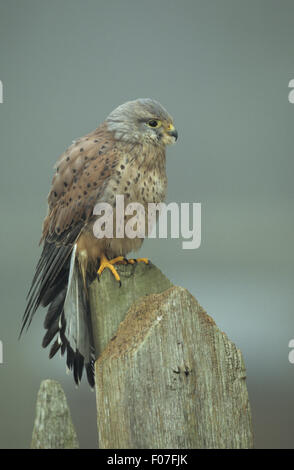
45 244 95 387
22 234 95 388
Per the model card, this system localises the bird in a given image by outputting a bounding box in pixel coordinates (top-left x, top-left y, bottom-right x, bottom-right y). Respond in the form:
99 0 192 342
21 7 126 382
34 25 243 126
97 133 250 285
21 98 178 387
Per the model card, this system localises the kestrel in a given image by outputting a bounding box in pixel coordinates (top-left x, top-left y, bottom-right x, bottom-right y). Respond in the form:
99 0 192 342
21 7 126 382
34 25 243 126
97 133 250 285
22 99 178 386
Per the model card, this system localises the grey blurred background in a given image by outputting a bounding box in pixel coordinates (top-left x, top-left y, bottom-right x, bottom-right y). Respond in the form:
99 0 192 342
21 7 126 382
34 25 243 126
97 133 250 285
0 0 293 449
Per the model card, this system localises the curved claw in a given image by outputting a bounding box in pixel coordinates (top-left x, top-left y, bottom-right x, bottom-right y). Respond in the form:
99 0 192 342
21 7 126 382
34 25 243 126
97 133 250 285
127 257 149 265
136 258 149 264
97 254 149 287
97 254 122 285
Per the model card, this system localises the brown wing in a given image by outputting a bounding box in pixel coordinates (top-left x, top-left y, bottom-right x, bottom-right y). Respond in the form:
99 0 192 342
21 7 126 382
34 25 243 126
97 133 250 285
42 123 119 242
21 123 119 342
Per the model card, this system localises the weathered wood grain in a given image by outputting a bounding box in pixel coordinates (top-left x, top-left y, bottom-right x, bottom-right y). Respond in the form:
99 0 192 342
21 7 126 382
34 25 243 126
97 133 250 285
89 262 172 355
89 263 253 449
31 379 79 449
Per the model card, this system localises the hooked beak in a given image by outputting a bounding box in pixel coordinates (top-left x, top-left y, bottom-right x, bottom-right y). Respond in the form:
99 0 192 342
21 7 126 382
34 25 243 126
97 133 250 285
167 124 178 141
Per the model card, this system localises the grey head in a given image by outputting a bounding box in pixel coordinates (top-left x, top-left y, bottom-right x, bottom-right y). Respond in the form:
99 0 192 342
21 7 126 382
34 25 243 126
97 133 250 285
106 98 178 146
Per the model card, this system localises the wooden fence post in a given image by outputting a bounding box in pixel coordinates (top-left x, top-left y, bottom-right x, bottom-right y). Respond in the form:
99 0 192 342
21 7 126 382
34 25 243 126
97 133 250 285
88 262 253 449
31 379 79 449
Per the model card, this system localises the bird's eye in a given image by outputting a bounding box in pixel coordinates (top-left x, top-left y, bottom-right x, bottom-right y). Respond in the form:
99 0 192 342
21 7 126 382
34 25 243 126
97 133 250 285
147 119 161 128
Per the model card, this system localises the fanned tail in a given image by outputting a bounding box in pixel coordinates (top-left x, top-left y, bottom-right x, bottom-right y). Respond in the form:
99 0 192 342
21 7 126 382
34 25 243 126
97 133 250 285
46 244 95 387
21 235 95 388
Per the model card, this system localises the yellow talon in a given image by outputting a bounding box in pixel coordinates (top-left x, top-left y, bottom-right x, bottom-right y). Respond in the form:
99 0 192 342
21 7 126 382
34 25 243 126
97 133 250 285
136 258 149 264
97 255 149 286
108 256 127 265
97 254 123 285
127 257 149 265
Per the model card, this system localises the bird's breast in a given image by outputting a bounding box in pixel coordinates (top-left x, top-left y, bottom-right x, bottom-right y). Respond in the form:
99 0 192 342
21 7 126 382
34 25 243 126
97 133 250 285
101 143 167 207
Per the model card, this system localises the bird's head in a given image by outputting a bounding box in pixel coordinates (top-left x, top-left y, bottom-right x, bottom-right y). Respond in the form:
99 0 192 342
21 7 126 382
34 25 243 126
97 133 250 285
106 98 178 146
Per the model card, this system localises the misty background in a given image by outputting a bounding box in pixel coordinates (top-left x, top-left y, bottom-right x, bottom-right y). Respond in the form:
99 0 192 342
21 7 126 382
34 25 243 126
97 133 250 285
0 0 294 448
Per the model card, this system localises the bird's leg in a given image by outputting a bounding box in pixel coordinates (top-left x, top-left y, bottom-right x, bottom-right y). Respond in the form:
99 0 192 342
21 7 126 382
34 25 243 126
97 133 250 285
97 254 127 286
97 254 149 285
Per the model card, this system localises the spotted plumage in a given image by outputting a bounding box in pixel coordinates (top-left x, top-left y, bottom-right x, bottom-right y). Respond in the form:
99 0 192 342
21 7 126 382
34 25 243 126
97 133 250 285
22 98 178 386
